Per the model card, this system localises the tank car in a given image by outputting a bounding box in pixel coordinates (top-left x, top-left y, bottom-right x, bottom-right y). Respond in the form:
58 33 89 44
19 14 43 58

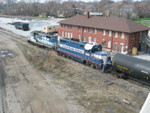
57 38 112 71
28 31 58 49
112 53 150 82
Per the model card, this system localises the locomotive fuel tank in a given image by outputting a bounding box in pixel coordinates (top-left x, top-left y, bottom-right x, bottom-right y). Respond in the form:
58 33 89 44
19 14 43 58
112 53 150 82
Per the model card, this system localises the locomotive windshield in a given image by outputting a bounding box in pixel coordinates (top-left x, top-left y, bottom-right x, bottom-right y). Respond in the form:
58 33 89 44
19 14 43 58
92 45 102 52
46 36 51 39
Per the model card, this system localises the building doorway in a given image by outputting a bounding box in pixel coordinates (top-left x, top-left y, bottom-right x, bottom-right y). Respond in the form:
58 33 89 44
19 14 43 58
120 43 124 53
114 42 117 51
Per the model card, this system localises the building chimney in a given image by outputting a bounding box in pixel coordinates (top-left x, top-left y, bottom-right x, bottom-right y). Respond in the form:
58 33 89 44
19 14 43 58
86 11 90 19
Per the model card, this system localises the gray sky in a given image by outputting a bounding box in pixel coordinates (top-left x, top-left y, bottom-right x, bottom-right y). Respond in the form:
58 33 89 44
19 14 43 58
17 0 141 2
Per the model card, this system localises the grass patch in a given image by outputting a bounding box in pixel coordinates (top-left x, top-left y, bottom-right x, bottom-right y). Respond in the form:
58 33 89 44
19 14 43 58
133 18 150 27
16 41 36 60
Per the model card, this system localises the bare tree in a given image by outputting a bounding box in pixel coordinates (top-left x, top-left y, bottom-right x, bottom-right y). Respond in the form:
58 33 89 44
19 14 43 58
1 0 150 19
134 1 150 18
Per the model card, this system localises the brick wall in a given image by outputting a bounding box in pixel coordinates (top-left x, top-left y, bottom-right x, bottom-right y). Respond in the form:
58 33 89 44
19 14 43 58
58 24 146 53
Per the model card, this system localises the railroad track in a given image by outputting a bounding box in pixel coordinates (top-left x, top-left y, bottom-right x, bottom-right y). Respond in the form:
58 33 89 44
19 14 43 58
0 27 149 89
0 28 27 43
0 28 52 51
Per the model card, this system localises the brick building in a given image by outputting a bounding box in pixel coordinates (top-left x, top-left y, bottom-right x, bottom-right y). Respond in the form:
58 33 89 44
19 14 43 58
58 13 149 53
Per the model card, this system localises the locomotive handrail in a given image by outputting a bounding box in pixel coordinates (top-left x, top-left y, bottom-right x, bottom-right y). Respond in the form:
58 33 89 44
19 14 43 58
145 35 150 47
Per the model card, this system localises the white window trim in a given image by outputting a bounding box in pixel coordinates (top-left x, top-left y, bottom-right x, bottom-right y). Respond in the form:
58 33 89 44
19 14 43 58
121 33 125 39
78 35 81 41
107 40 111 48
120 43 124 53
109 31 112 37
78 27 81 31
70 33 73 38
88 28 91 33
94 37 97 43
84 28 87 32
65 32 67 38
115 32 118 38
103 30 106 36
68 33 70 38
94 29 97 34
84 36 86 42
62 31 64 37
89 37 91 43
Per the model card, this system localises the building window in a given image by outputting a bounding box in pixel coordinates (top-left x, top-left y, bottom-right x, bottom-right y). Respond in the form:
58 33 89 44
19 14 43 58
70 33 73 38
78 27 81 31
94 38 97 43
62 31 64 37
65 25 67 29
78 35 81 41
120 43 124 53
107 40 111 48
132 34 135 40
88 37 91 43
67 25 72 29
68 33 70 38
140 32 143 41
84 28 87 32
109 31 112 37
84 36 86 42
114 42 117 51
121 33 125 39
94 29 97 34
69 25 72 29
102 39 106 47
65 32 67 37
88 28 92 33
115 32 118 38
130 43 134 49
103 30 106 36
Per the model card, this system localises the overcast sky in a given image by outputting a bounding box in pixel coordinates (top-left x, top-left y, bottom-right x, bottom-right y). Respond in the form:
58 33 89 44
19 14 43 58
17 0 141 3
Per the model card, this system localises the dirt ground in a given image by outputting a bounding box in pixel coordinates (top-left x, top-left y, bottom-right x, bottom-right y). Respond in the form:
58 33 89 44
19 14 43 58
0 28 149 113
0 28 83 113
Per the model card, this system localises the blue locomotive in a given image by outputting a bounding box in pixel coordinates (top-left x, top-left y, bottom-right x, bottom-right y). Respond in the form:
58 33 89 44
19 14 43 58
57 38 112 71
28 31 58 49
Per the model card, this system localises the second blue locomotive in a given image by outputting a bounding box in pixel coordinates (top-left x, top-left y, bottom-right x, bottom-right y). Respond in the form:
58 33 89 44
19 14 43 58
28 31 58 49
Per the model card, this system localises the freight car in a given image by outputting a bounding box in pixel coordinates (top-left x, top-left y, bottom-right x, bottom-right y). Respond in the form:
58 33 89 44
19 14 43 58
112 53 150 82
28 31 58 49
57 38 112 72
14 22 29 31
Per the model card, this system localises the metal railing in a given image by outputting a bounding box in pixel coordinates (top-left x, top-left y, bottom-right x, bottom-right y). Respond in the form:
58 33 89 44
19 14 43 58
145 35 150 47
